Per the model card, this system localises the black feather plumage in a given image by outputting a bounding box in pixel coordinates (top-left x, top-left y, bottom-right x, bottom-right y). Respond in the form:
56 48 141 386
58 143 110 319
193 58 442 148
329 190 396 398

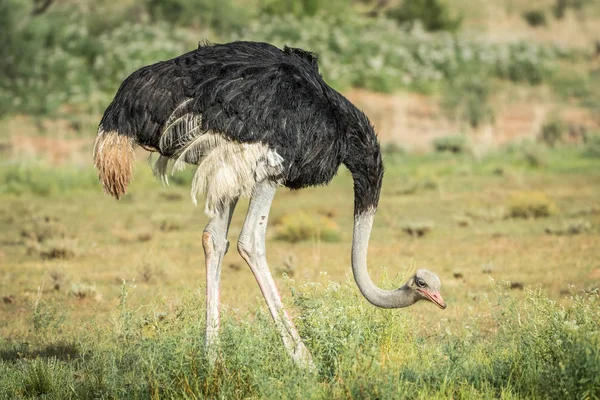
99 41 383 214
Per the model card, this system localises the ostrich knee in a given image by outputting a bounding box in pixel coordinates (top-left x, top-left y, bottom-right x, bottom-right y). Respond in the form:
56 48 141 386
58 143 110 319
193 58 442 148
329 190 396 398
237 235 265 264
203 229 229 259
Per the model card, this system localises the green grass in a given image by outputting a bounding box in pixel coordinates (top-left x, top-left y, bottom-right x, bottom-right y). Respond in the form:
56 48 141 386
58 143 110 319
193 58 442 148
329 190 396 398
0 283 598 398
1 146 600 398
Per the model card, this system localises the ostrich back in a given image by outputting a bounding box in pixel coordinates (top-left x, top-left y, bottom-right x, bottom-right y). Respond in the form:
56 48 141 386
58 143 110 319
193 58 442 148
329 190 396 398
97 41 381 214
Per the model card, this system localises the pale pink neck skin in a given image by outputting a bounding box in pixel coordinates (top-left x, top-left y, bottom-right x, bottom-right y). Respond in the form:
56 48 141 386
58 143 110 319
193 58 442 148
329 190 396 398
351 210 445 309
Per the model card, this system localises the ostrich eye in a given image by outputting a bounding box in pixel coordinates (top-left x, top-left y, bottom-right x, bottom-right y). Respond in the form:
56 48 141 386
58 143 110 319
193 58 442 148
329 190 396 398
416 278 426 288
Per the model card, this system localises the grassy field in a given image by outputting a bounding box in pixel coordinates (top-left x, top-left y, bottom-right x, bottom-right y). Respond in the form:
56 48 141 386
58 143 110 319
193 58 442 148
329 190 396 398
1 143 599 398
2 0 599 397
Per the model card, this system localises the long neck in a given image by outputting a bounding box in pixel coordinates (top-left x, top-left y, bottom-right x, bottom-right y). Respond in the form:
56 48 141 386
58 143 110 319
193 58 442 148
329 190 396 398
343 124 416 309
352 210 416 309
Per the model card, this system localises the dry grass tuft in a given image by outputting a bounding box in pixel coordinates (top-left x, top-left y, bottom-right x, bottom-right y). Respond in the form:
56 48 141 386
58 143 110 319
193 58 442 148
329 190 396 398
138 262 166 283
20 216 78 259
38 239 79 260
545 219 592 235
466 207 507 222
48 270 66 291
113 229 154 243
69 283 100 300
158 191 184 201
401 221 434 237
21 216 66 244
276 254 297 277
274 212 340 243
153 216 182 233
395 176 439 196
454 215 473 227
507 191 558 219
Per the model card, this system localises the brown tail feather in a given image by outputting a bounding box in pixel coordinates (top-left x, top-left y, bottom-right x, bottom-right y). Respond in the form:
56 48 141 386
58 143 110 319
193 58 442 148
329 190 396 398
93 129 135 199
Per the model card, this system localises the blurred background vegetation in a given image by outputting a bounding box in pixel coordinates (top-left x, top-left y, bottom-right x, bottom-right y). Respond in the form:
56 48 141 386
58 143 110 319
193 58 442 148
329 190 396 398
0 0 598 135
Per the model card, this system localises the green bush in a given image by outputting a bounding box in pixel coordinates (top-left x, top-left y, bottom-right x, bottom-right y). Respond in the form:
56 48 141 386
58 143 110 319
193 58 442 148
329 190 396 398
241 14 558 94
442 72 495 128
433 135 470 153
583 135 600 158
386 0 462 32
522 10 547 27
553 0 593 19
505 140 549 167
90 23 191 100
0 0 194 116
550 70 592 101
540 119 565 147
523 144 549 167
401 220 434 237
382 142 406 156
0 2 562 117
146 0 251 33
507 191 559 218
259 0 348 18
0 0 92 115
497 42 554 84
553 0 568 18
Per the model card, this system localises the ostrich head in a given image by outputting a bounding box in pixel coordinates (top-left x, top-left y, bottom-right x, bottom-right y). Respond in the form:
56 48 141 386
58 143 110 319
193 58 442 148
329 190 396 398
404 269 446 309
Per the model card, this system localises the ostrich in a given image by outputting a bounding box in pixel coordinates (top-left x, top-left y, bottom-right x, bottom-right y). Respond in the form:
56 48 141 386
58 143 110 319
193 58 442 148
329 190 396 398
93 41 446 368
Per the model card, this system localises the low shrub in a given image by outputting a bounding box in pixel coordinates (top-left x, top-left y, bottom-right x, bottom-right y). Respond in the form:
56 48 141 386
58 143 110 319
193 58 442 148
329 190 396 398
395 176 439 195
553 0 592 19
274 212 340 243
550 70 592 102
382 142 406 156
539 118 565 147
386 0 462 32
433 135 470 154
507 191 559 219
259 0 348 18
517 141 549 167
453 215 472 227
522 10 547 27
583 135 600 158
146 0 251 34
401 220 434 237
241 14 559 95
38 239 78 260
69 283 99 300
20 215 78 259
553 0 568 19
21 216 66 244
545 219 592 235
442 72 495 128
2 3 562 118
113 229 154 243
466 207 507 222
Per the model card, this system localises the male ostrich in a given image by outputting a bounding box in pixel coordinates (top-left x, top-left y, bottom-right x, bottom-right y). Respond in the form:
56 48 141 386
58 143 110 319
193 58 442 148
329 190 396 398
93 41 446 368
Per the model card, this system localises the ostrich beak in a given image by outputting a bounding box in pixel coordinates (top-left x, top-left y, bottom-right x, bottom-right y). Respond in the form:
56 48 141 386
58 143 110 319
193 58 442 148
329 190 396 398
418 289 447 310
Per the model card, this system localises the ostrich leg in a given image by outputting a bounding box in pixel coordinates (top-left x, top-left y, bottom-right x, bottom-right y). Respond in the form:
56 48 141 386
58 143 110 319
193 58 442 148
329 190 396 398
237 181 315 370
203 198 238 364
